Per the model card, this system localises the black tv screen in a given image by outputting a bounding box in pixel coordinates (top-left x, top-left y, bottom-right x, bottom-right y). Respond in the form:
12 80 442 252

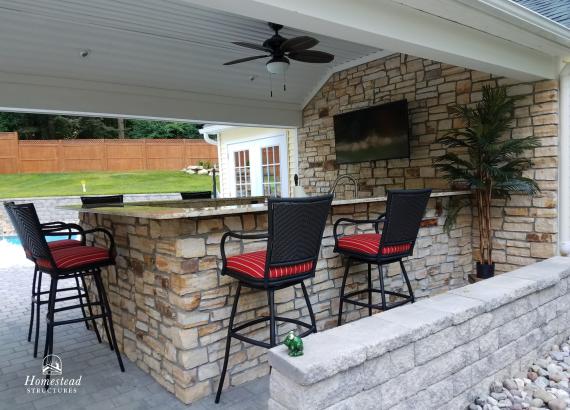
333 100 410 164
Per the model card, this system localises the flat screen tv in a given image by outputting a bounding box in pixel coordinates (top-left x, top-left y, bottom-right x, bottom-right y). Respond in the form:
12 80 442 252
333 100 410 164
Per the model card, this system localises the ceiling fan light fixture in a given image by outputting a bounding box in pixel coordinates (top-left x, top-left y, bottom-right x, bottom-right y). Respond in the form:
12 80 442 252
266 57 290 75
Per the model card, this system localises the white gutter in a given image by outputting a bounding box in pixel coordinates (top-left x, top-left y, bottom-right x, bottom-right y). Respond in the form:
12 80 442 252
201 133 218 146
559 63 570 253
465 0 570 47
198 124 236 145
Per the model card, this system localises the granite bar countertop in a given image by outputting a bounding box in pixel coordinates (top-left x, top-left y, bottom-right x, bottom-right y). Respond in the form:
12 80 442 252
62 191 471 220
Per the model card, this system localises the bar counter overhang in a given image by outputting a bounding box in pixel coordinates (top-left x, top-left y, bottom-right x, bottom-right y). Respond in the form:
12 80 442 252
65 190 472 404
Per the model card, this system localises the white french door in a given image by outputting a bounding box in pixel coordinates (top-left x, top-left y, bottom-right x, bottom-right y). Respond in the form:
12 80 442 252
228 134 288 198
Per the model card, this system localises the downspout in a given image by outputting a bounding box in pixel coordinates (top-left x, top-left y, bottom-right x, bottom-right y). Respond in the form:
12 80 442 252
559 63 570 254
202 133 218 146
200 131 221 198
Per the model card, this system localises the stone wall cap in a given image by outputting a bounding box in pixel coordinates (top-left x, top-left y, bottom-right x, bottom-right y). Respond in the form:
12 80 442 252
449 275 538 310
412 292 487 324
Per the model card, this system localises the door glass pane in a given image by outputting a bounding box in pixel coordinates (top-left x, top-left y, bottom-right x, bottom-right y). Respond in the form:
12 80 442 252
261 145 281 197
234 150 251 197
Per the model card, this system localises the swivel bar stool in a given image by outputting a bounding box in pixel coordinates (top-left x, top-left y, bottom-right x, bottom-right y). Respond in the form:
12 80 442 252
4 202 91 357
12 202 124 384
215 195 333 403
334 189 431 325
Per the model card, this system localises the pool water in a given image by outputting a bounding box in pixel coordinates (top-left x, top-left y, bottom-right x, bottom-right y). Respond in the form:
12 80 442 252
0 235 78 246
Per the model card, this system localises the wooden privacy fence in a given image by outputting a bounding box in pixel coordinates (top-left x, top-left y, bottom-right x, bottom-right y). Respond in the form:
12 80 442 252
0 132 218 174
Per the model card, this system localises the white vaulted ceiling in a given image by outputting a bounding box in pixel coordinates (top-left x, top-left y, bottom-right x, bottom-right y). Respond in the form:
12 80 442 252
0 0 381 105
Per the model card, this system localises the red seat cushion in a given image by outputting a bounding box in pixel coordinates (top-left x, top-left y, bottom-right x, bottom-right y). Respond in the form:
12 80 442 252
337 233 411 256
37 246 111 270
48 239 82 250
226 250 314 280
24 239 82 259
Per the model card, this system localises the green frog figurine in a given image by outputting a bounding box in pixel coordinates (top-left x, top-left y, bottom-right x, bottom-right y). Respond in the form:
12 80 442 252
284 331 303 357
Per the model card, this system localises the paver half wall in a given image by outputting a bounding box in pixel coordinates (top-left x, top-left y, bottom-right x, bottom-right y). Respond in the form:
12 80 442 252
267 256 570 410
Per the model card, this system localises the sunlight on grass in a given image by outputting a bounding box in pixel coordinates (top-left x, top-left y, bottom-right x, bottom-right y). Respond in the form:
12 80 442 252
0 171 217 198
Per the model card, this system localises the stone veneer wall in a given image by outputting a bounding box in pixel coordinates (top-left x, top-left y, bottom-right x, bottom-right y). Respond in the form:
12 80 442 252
299 53 559 273
80 194 471 404
268 257 570 410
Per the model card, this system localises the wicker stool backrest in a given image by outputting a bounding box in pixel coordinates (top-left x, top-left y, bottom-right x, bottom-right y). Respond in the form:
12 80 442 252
12 203 54 266
265 195 333 277
3 201 31 256
180 191 212 200
80 195 124 205
379 189 432 258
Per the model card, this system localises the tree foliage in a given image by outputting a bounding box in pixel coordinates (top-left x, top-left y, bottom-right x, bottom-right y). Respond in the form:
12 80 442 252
0 112 201 140
125 120 200 139
435 85 541 265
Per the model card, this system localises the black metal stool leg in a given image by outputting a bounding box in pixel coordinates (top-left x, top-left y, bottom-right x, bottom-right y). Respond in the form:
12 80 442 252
80 275 102 343
93 271 113 350
377 264 387 310
28 266 38 342
44 275 58 388
337 257 351 327
301 282 316 333
400 260 415 303
92 270 113 350
367 263 372 316
268 289 276 347
33 270 43 358
93 271 124 372
215 282 241 404
74 274 90 330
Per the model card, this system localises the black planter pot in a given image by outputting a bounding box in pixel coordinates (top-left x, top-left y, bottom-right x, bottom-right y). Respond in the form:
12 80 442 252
476 262 495 279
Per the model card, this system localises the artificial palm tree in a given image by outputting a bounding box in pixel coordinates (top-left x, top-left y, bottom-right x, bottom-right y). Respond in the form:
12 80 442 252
435 85 540 278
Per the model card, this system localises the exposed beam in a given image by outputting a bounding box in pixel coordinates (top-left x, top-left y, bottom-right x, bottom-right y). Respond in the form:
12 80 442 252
182 0 560 80
0 71 301 127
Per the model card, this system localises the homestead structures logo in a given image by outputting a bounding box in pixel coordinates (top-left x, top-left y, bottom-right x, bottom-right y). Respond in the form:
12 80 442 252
43 354 62 376
25 355 82 394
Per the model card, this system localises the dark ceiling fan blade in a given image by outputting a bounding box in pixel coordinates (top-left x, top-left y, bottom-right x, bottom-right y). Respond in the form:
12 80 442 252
281 36 319 52
287 50 334 63
232 42 271 52
223 55 268 65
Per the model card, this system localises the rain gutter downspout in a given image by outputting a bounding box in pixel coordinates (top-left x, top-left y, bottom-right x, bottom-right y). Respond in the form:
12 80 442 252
559 62 570 253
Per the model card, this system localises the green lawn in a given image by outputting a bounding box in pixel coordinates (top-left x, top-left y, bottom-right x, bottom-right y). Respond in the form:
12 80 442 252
0 171 216 198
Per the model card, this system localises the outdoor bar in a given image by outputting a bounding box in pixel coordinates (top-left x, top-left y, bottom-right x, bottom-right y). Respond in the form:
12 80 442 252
73 191 471 403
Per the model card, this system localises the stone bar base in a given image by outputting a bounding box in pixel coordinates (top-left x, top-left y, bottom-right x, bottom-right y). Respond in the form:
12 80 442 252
79 194 471 404
268 257 570 410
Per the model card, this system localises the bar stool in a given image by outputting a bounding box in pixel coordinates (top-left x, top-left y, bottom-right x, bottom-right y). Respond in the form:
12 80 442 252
215 195 333 403
333 189 431 325
81 194 124 206
12 203 125 383
180 191 212 200
4 202 93 357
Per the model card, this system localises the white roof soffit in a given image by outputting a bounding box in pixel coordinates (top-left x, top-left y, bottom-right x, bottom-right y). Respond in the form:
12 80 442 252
182 0 567 82
0 0 567 127
0 0 381 127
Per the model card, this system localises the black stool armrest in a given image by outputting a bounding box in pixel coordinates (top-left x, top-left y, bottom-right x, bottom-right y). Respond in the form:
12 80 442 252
333 213 386 243
42 223 87 243
82 227 116 256
220 231 269 267
42 221 74 239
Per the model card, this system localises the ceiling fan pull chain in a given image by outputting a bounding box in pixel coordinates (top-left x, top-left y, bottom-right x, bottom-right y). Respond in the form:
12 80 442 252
269 72 273 98
283 71 287 92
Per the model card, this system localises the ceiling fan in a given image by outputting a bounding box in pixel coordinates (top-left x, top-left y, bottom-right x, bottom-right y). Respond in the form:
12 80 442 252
223 22 335 76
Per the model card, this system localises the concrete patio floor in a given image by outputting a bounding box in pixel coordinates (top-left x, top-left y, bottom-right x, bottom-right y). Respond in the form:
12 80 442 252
0 262 269 410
